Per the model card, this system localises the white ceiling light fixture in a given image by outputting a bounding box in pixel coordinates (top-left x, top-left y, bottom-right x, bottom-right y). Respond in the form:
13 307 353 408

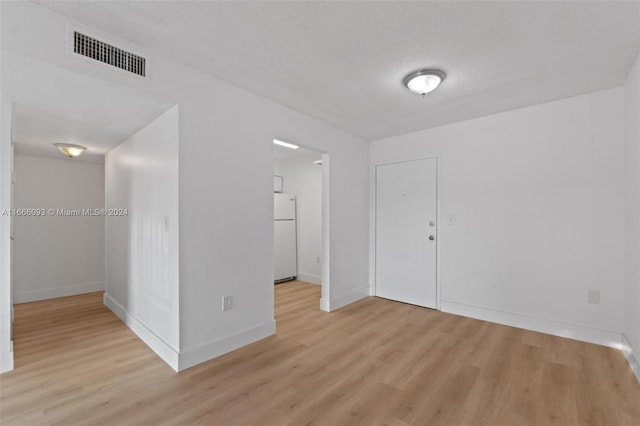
404 69 445 96
273 139 299 149
55 143 87 158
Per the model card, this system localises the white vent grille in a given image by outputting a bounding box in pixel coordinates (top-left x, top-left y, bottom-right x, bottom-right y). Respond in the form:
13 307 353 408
73 32 146 77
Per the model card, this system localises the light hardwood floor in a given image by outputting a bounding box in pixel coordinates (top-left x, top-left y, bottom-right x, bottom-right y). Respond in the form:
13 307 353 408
1 281 639 425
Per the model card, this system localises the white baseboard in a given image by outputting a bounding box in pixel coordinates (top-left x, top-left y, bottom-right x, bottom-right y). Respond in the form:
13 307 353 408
178 320 276 371
15 281 104 303
1 341 13 373
329 286 370 311
622 334 640 384
297 272 321 285
104 293 179 372
440 300 622 349
319 297 331 312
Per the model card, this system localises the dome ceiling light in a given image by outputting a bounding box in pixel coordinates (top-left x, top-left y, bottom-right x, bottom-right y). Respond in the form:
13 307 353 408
55 143 87 158
403 69 445 96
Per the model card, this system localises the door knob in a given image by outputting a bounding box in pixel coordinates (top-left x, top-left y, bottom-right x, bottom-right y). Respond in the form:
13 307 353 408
429 235 435 241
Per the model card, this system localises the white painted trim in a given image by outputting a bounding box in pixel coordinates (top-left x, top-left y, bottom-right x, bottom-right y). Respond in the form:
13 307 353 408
319 297 331 312
1 341 13 373
622 334 640 384
1 351 13 373
178 320 276 371
297 272 321 285
320 153 330 312
368 161 376 297
329 286 369 311
0 100 13 375
441 299 622 348
370 156 442 309
104 293 179 372
14 281 104 303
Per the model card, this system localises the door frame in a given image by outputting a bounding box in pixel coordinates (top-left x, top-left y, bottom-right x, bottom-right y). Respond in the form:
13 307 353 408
370 156 442 310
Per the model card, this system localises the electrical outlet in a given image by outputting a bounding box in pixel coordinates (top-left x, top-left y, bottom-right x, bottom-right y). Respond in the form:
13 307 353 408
222 296 233 311
587 290 600 304
316 257 321 264
448 215 456 225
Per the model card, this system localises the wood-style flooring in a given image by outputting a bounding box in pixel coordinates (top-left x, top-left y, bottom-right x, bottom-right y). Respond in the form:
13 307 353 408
1 281 639 425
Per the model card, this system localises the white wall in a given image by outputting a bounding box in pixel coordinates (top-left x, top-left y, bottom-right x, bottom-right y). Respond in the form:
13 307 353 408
371 88 626 347
12 154 105 303
105 105 180 370
275 153 323 284
176 76 369 370
624 51 640 380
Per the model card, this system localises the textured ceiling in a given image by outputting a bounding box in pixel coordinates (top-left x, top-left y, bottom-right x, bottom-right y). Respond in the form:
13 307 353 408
6 53 173 163
33 1 640 141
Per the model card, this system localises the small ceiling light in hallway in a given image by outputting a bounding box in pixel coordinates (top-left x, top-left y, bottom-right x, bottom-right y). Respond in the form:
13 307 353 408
404 69 445 95
54 143 87 158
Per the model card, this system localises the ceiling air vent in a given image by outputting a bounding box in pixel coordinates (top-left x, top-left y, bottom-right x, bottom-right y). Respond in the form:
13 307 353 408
73 31 146 77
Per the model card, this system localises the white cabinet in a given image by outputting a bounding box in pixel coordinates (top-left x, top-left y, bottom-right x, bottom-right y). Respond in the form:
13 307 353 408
273 175 283 193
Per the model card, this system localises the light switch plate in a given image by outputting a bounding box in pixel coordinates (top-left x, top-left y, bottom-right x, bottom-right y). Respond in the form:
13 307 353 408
222 296 233 311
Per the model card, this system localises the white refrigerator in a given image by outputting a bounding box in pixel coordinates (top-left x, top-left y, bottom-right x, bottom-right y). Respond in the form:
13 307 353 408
274 193 297 283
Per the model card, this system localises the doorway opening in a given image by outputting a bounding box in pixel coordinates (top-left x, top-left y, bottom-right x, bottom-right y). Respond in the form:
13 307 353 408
273 141 329 315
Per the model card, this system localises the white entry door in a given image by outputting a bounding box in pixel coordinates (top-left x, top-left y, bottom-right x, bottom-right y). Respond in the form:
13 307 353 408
375 158 437 308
